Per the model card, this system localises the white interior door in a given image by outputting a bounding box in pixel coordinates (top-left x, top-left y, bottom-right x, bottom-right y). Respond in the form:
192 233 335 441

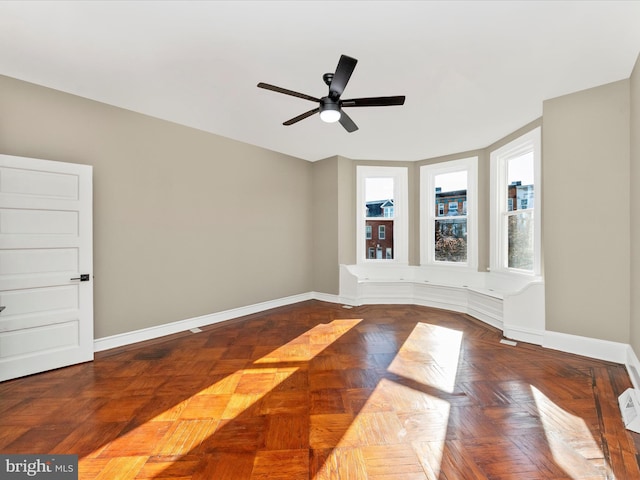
0 154 93 382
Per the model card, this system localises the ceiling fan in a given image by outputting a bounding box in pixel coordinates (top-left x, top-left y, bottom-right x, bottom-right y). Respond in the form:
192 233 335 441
257 54 405 133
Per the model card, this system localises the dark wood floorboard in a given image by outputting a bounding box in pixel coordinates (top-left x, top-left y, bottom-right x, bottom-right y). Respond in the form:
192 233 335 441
1 300 639 479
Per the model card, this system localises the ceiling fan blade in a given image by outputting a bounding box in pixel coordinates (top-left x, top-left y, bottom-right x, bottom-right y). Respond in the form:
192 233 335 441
339 110 358 133
341 96 406 107
257 82 320 103
329 55 357 99
283 108 320 126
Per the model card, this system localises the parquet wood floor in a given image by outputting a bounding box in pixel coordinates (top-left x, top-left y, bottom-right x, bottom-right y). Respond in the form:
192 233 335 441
2 300 639 479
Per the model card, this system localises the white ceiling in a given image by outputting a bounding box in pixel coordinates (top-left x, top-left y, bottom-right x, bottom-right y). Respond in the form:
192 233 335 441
1 1 639 162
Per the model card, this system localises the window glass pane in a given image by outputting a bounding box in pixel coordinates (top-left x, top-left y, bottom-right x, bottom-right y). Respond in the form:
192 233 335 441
365 177 394 260
507 152 534 211
435 218 467 262
365 177 394 217
365 220 394 259
434 171 467 262
508 211 534 270
435 171 467 217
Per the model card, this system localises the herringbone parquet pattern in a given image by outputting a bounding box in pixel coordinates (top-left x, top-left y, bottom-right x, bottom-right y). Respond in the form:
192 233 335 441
1 301 639 479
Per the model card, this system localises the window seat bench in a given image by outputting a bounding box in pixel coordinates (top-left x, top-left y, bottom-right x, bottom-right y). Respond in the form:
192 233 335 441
339 264 545 345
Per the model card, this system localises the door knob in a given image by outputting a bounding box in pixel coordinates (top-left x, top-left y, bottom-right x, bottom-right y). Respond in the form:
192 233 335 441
70 274 90 282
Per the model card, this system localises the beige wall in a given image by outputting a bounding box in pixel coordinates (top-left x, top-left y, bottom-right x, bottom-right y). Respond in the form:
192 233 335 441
311 157 339 294
337 156 356 266
0 75 314 338
631 55 640 353
542 79 631 343
2 61 638 348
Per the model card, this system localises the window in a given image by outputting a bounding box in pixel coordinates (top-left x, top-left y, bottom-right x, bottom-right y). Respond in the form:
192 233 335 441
357 166 408 264
420 157 478 268
490 127 541 275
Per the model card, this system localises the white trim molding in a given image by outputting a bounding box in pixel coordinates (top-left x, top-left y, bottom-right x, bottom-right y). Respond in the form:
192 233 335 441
94 285 639 391
542 330 629 364
356 165 409 265
420 156 478 270
94 292 332 352
490 127 542 276
626 346 640 389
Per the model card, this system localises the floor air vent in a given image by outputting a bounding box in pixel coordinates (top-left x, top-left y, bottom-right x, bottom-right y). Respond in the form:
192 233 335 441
618 388 640 433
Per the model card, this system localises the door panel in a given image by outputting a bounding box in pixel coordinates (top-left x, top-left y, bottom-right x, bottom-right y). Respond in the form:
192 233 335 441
0 321 79 358
1 208 79 235
0 154 93 382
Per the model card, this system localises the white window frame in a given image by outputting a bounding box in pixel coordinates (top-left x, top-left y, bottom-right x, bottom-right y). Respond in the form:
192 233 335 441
490 127 541 275
378 225 386 240
357 166 408 264
420 157 478 269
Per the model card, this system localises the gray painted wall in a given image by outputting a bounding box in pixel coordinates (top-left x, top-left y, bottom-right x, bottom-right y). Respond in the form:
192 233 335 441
311 157 339 294
2 54 639 350
0 75 313 338
631 56 640 354
542 79 631 343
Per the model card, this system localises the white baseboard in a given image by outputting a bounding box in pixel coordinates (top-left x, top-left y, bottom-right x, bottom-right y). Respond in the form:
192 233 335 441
311 291 342 304
94 291 640 391
543 330 628 364
626 346 640 389
94 292 319 352
503 324 544 345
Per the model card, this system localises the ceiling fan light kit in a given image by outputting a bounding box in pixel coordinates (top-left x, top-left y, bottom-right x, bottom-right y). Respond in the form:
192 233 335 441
319 98 341 123
258 54 405 132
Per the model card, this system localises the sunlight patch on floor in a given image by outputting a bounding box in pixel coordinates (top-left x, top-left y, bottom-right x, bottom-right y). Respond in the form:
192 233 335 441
379 322 461 477
530 385 614 479
95 319 366 462
254 318 363 364
388 322 463 394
